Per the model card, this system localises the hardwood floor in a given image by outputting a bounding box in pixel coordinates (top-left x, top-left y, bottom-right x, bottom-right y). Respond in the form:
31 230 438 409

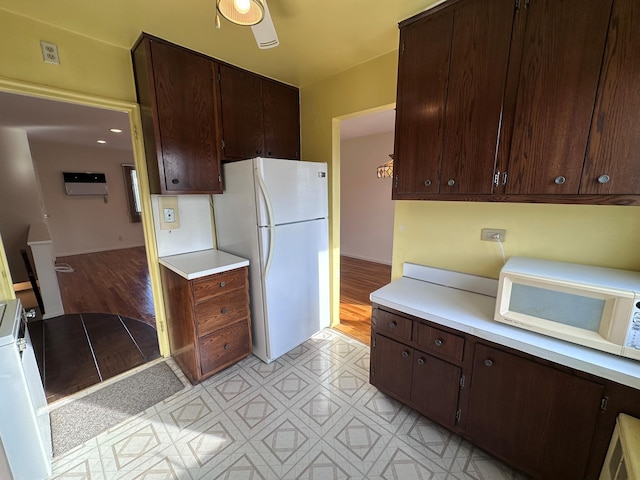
336 256 391 345
29 313 160 403
56 246 155 327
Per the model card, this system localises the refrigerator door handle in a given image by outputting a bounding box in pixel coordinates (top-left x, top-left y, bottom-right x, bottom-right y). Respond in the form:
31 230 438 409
255 166 276 276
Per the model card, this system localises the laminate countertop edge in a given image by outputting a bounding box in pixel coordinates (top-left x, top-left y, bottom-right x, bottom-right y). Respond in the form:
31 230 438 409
371 276 640 390
158 249 249 280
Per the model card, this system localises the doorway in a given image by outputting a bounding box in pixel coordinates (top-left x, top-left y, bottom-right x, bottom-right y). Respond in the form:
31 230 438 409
0 86 165 402
335 107 395 344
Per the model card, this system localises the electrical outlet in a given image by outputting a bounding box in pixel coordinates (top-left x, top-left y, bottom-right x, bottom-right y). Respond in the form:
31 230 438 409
481 228 506 242
40 41 60 65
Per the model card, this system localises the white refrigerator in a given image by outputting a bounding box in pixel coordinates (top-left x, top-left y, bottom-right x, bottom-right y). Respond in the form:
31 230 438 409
213 158 329 363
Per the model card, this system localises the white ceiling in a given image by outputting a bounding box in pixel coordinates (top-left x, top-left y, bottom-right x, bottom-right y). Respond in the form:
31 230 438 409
340 109 396 140
0 91 132 151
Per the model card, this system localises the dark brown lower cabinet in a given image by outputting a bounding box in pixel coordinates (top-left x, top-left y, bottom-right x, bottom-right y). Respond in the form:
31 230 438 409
410 350 461 429
466 344 603 480
370 304 640 480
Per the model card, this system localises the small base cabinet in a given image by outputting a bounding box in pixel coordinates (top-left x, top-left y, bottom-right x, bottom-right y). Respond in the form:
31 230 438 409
370 304 640 480
161 265 251 384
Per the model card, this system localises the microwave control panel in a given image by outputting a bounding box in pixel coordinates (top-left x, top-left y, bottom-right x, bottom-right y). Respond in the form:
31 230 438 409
625 300 640 350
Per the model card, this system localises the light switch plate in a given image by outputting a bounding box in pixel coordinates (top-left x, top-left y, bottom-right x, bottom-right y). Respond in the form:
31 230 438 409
159 196 180 230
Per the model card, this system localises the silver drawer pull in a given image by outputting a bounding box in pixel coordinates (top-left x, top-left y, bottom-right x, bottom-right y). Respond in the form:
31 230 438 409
554 176 566 185
388 321 397 329
597 174 610 184
484 359 494 367
401 350 409 358
434 339 443 347
220 281 226 288
417 358 425 366
224 343 231 350
221 308 228 314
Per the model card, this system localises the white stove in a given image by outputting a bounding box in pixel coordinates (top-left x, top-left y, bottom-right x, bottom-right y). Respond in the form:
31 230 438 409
0 300 52 480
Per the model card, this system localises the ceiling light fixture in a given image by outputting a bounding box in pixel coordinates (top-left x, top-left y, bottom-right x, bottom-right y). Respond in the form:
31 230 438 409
97 140 106 144
109 128 123 133
216 0 264 28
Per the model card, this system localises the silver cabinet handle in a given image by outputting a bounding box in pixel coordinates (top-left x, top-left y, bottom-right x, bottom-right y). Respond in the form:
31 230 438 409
434 339 443 347
220 281 226 288
447 179 455 186
401 350 409 358
224 343 231 350
484 359 494 367
597 175 610 184
554 176 566 185
417 358 425 366
424 179 432 187
221 308 228 314
388 321 397 329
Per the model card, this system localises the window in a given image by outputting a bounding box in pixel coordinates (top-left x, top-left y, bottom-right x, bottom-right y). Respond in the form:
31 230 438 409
122 164 142 223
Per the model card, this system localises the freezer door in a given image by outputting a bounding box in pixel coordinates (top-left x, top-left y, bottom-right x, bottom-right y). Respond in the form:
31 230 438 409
257 218 329 362
255 158 328 226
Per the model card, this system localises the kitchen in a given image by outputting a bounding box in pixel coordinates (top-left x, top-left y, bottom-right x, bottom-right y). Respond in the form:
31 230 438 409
0 0 640 479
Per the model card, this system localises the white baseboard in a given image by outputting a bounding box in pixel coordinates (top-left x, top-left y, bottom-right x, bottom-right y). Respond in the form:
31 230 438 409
55 243 146 258
340 253 392 266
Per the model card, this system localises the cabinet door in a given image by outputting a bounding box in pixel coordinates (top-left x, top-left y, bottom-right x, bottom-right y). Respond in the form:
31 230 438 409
439 0 514 194
410 351 461 428
466 344 603 479
505 0 613 194
393 10 453 198
149 41 222 193
581 0 640 195
219 64 264 159
262 79 300 160
371 334 413 401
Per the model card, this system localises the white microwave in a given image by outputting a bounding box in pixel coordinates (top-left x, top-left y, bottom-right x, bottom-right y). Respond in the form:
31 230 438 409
495 257 640 360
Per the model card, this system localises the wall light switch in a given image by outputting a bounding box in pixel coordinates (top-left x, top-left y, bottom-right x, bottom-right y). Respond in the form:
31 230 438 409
163 208 175 223
159 196 180 230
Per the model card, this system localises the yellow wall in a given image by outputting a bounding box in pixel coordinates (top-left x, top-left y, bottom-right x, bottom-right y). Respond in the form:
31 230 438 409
0 9 135 102
300 48 640 326
300 51 399 325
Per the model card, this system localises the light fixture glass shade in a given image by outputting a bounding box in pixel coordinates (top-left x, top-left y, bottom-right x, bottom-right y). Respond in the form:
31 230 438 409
377 155 394 178
217 0 264 26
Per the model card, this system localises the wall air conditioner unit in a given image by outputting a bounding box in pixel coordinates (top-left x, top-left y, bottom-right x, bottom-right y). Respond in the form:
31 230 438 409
63 172 108 196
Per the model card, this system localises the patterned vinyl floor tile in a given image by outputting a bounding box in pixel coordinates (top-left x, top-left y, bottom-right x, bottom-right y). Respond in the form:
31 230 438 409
50 329 528 480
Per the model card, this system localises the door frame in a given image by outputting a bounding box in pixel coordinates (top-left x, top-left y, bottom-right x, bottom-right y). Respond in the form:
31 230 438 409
0 76 170 355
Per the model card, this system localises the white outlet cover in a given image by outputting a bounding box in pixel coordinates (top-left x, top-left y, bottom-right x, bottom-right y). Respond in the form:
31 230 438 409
40 41 60 65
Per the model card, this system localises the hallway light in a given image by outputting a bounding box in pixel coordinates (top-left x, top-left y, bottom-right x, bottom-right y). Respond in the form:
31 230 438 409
377 154 394 178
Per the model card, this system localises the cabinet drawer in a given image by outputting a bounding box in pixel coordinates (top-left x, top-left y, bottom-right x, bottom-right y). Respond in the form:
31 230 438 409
199 321 251 375
195 288 248 337
193 268 246 303
415 323 464 363
373 309 412 341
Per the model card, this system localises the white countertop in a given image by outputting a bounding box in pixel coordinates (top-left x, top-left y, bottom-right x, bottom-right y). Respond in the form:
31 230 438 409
158 249 249 280
371 270 640 390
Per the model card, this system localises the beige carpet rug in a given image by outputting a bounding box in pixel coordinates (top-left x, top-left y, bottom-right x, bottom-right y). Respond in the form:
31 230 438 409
50 361 185 457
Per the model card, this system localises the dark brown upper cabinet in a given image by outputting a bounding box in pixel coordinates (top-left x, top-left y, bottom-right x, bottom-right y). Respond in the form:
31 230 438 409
219 65 300 161
580 0 640 195
132 35 223 194
393 0 514 199
394 0 640 205
502 0 613 195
